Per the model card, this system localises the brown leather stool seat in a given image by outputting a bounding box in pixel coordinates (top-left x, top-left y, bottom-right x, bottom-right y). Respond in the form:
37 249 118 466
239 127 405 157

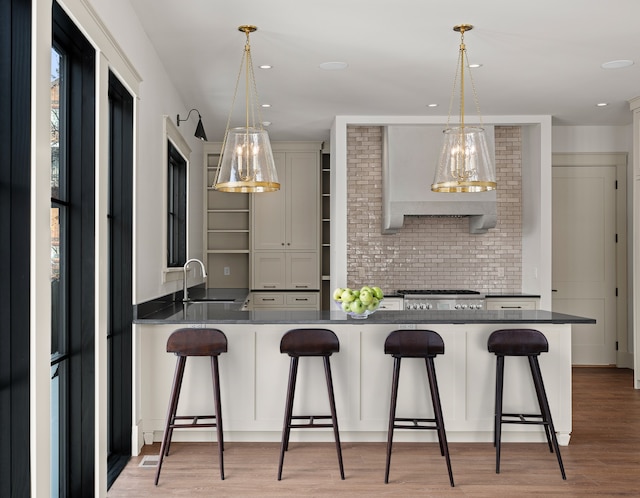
277 328 344 481
487 328 566 480
155 328 228 485
384 329 454 487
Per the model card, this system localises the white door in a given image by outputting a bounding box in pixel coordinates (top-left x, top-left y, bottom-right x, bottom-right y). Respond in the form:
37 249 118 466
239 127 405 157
552 165 617 365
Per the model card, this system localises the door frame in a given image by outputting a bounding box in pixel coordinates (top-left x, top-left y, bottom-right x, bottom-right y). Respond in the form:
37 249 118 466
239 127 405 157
552 152 629 367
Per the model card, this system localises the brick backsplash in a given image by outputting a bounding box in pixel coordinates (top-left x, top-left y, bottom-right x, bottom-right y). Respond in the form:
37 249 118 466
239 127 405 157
346 125 522 294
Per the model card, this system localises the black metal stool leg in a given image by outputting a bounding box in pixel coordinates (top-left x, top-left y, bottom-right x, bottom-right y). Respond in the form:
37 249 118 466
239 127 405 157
529 356 566 480
155 356 186 485
426 357 454 487
278 356 299 480
323 356 345 480
528 356 554 453
384 357 401 483
495 355 504 474
211 356 225 480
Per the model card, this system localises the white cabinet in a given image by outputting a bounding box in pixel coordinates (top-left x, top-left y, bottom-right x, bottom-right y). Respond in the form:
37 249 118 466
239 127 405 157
252 251 318 290
251 142 321 291
378 296 403 310
249 291 319 310
485 296 540 310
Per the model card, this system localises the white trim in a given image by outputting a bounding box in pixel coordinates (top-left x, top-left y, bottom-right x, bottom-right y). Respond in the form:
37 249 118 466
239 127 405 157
31 3 54 497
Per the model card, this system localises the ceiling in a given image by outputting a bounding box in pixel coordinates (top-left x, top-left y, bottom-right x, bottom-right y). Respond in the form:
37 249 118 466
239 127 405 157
129 0 640 142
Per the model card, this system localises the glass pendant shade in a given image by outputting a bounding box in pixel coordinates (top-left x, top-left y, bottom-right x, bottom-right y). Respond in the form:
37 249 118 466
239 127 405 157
214 127 279 192
213 25 280 193
432 126 496 192
432 24 496 193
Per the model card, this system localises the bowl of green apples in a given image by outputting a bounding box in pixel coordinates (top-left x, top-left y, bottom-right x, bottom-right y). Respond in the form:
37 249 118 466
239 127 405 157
333 285 384 319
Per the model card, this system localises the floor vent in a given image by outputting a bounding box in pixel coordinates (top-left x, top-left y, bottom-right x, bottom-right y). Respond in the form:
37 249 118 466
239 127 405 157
138 455 159 468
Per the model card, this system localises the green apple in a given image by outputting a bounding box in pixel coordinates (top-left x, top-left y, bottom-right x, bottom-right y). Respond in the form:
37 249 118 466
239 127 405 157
372 286 384 299
333 287 345 301
367 297 380 311
350 299 366 314
360 286 373 295
341 289 355 303
359 289 373 305
341 301 351 312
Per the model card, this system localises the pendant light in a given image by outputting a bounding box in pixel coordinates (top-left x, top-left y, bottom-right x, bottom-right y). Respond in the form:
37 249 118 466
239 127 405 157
432 24 496 193
213 25 280 193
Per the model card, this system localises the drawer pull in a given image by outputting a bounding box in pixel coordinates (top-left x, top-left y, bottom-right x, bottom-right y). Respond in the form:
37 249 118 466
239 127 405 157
295 298 308 302
295 285 308 288
262 298 276 302
501 306 522 309
264 285 276 289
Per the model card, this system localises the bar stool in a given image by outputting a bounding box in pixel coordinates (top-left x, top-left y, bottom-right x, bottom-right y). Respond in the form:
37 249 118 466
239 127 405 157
384 329 454 487
155 328 228 485
277 328 345 481
487 328 566 480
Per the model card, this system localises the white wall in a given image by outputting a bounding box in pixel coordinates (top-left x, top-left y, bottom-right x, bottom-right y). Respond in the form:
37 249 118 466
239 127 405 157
89 0 206 303
552 125 632 153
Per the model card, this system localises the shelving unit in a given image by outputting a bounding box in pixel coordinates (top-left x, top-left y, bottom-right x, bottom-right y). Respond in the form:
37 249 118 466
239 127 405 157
321 153 331 309
203 143 250 289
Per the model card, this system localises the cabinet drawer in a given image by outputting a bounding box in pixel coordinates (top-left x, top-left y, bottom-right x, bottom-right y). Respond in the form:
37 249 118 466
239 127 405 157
252 293 285 306
378 297 403 310
485 299 538 310
285 293 318 307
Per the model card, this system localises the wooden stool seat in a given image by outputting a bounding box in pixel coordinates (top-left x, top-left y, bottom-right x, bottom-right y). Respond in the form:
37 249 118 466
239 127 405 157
384 329 454 487
155 328 228 485
277 328 344 481
487 328 566 480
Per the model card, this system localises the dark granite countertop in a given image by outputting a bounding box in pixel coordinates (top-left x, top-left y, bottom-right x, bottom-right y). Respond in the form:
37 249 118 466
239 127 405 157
484 293 541 298
134 304 595 325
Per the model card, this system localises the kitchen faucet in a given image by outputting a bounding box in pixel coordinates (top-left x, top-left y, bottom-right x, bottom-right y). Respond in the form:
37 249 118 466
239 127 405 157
183 258 207 302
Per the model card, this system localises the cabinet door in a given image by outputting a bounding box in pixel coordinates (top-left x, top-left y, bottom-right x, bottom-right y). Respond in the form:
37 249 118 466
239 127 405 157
287 152 319 250
252 252 285 289
287 252 319 290
252 152 286 250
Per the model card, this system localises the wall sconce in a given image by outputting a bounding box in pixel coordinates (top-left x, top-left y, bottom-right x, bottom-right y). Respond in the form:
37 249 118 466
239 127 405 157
176 108 208 141
432 24 496 193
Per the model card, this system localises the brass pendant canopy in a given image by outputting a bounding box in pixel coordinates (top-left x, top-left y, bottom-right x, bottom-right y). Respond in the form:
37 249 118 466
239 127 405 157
213 25 280 193
432 24 496 193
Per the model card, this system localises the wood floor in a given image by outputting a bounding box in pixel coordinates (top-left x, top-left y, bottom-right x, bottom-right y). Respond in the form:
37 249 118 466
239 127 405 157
108 367 640 497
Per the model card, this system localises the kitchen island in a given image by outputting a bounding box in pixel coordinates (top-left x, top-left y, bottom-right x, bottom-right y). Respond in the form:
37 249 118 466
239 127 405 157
132 302 594 456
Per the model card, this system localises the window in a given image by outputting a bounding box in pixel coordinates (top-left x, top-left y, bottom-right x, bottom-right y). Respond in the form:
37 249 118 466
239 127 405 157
51 3 96 495
162 115 191 277
167 140 187 267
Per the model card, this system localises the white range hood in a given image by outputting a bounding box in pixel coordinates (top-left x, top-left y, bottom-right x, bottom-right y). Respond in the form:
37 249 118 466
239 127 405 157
382 125 497 234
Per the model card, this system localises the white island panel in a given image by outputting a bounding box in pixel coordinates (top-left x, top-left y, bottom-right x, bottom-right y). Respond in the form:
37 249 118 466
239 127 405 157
134 321 573 455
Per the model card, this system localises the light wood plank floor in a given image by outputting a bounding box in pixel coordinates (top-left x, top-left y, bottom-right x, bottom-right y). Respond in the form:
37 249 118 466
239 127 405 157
108 367 640 497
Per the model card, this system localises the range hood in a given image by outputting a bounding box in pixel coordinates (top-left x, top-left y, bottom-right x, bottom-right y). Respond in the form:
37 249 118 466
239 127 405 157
382 125 497 234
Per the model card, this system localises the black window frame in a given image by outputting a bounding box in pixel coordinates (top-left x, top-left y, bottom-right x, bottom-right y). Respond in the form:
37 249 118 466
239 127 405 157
167 140 187 267
51 2 96 496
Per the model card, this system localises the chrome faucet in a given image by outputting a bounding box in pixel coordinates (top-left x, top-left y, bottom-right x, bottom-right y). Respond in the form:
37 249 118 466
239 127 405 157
183 258 207 302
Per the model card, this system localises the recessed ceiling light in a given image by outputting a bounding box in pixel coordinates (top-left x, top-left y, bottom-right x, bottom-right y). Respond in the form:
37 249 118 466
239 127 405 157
596 102 608 107
319 61 348 71
262 121 271 127
261 104 271 108
469 63 482 68
259 65 272 69
601 59 634 69
427 103 439 108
